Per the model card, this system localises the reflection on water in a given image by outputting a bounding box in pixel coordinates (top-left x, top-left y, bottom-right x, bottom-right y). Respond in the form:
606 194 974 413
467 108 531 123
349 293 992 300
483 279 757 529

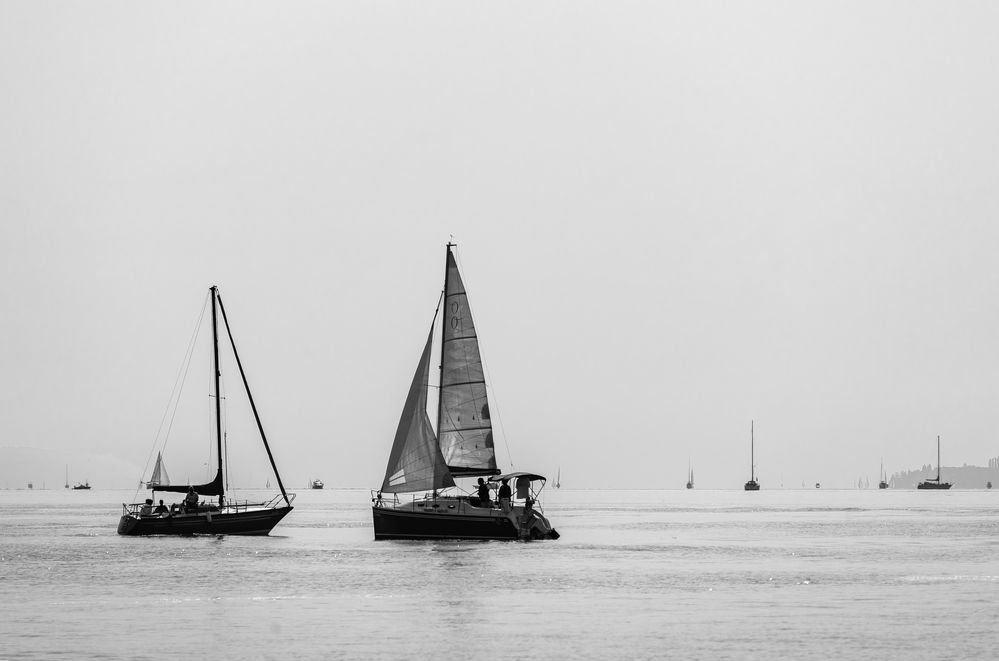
1 488 998 659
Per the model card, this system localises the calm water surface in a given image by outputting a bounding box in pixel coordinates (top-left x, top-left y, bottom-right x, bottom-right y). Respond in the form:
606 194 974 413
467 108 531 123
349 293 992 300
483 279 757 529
1 488 997 660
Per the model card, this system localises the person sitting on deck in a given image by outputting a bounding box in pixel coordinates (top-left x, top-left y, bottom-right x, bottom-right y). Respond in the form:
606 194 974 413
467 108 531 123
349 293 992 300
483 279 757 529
476 477 492 508
498 478 512 513
139 499 154 516
154 499 169 515
184 487 199 511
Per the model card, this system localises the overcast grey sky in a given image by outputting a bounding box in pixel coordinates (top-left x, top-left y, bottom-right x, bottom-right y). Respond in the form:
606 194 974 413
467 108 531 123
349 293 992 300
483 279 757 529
2 2 998 490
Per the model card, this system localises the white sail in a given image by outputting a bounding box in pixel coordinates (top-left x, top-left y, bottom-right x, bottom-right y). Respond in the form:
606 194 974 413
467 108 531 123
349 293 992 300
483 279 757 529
438 249 498 476
149 452 170 486
381 328 456 493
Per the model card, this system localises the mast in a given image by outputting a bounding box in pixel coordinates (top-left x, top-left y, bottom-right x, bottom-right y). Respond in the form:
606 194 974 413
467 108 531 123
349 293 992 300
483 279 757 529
436 243 453 443
750 420 755 481
216 291 292 507
937 435 941 482
211 286 225 506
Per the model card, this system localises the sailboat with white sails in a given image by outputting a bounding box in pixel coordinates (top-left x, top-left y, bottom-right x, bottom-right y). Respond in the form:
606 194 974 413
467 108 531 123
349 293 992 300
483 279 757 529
145 452 170 488
371 243 559 541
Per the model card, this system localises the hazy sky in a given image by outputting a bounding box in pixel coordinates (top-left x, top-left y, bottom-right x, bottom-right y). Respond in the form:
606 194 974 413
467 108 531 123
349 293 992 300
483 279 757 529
2 2 999 490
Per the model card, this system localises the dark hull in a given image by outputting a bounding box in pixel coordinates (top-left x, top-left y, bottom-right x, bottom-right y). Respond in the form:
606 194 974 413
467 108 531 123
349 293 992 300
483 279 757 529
118 506 292 536
744 481 760 491
917 482 952 490
373 506 520 540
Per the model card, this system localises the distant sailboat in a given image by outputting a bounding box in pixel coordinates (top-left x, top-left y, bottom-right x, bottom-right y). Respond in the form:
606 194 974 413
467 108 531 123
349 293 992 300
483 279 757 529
917 436 952 490
311 479 324 489
878 458 889 489
371 243 559 541
686 462 694 490
744 421 760 491
72 481 91 490
64 466 69 489
554 467 560 489
145 452 170 488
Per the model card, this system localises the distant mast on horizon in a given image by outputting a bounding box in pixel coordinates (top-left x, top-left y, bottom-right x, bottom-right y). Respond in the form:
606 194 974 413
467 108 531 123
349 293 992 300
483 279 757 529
744 421 760 491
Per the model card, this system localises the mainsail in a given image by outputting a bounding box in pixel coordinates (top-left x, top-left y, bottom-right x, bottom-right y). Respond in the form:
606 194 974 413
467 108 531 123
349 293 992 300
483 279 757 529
148 451 170 487
438 249 499 476
381 328 456 493
153 468 224 496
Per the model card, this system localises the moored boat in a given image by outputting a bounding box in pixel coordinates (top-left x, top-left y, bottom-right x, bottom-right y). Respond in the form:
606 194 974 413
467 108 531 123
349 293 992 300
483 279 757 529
917 436 952 490
744 421 760 491
371 243 558 541
118 286 294 536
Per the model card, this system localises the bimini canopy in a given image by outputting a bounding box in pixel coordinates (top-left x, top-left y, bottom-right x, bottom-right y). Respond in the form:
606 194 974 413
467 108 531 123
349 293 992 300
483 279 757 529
489 472 547 483
489 472 547 499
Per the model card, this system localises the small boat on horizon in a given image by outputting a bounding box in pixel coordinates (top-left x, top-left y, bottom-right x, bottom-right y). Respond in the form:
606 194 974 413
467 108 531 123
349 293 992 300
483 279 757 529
72 481 91 490
917 436 952 490
117 286 294 536
371 243 558 541
878 458 889 489
686 462 694 490
311 479 324 489
744 421 760 491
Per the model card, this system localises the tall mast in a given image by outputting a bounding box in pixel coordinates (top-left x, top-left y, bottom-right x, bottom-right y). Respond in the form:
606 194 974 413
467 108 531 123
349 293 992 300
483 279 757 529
937 435 941 482
436 243 454 437
751 420 755 480
211 286 225 505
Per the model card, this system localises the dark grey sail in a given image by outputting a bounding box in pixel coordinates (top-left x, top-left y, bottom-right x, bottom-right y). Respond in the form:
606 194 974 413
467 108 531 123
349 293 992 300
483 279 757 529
381 328 455 494
438 248 498 477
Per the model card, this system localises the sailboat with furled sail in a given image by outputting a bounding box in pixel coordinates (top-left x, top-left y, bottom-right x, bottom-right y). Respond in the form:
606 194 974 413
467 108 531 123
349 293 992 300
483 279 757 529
118 286 294 536
744 421 760 491
371 243 559 541
917 436 952 490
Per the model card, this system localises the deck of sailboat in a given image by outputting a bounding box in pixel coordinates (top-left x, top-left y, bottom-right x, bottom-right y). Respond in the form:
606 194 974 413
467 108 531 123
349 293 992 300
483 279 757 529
372 495 524 540
118 499 293 536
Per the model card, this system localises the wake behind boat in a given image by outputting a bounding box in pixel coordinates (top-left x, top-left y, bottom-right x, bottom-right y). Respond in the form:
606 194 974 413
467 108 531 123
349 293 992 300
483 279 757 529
371 243 558 541
118 286 294 536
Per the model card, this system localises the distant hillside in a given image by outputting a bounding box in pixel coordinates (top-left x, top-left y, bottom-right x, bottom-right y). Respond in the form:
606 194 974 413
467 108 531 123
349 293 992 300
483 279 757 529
890 457 999 489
